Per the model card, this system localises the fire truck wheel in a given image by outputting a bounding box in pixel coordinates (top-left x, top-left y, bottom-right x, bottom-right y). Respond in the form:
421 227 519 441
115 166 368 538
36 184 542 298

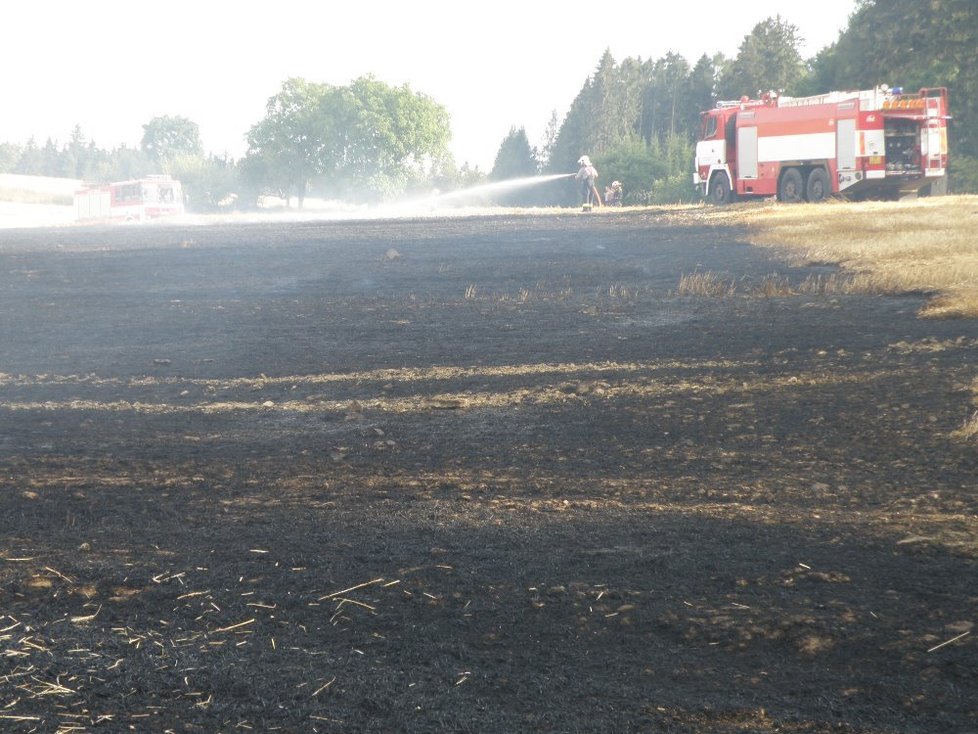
708 174 732 205
805 168 830 203
778 168 804 203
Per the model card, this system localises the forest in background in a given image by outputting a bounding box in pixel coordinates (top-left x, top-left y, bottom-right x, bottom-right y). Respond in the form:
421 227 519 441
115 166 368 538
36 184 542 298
519 0 976 205
1 0 975 209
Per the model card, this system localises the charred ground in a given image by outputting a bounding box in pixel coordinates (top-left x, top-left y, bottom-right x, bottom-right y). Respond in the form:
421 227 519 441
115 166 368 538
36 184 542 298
0 211 976 733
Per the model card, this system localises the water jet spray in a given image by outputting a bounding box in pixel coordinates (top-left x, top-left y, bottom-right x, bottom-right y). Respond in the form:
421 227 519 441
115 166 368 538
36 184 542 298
381 173 576 217
430 173 575 206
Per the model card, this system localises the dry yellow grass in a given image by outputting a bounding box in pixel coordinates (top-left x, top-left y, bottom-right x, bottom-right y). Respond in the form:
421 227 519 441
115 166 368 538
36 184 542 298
694 194 978 443
709 195 978 318
952 375 978 442
663 195 978 442
952 411 978 440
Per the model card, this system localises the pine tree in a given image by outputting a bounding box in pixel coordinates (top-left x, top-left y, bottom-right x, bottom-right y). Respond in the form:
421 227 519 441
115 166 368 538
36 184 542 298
489 127 538 181
719 16 804 98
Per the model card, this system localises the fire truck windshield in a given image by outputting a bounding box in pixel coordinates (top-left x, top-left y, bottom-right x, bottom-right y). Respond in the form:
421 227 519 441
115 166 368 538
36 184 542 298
701 115 718 140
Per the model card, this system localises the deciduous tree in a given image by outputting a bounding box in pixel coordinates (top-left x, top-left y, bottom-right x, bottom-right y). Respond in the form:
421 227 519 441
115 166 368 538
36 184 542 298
329 76 452 200
141 115 203 167
244 78 327 207
245 75 452 205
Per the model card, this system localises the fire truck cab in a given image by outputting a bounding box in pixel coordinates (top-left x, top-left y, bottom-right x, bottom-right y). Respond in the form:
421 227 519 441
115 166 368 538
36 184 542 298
694 86 949 204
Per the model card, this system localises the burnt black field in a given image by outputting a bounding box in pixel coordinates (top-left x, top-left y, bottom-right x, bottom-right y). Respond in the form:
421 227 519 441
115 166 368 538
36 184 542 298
1 211 975 733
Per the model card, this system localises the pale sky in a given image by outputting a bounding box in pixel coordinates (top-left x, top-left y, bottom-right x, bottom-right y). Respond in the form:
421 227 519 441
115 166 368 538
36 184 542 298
2 1 856 171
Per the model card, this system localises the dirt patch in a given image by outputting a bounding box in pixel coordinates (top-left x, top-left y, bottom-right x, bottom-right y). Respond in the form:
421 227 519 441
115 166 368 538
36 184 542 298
1 211 976 732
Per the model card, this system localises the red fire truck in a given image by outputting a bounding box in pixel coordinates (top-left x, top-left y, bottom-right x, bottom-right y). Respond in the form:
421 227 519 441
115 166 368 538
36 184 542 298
75 175 185 222
694 86 950 204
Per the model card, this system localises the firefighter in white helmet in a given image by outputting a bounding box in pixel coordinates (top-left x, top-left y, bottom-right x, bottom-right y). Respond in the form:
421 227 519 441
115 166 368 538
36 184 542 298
575 155 600 212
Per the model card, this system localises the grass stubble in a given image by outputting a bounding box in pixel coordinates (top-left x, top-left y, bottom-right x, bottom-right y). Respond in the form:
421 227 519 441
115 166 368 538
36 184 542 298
715 195 978 318
678 194 978 439
752 195 978 441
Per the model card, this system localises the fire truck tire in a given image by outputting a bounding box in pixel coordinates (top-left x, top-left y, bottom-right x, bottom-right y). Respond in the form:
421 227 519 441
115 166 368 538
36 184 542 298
805 168 830 203
778 168 804 203
708 174 732 205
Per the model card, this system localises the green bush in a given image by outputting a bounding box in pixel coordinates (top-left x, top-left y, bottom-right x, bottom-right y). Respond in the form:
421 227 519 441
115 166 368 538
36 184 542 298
595 134 699 206
648 172 700 204
949 154 978 194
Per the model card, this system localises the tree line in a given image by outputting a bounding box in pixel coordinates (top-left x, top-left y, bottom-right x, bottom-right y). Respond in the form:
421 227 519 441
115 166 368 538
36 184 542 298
2 0 975 208
498 1 976 204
